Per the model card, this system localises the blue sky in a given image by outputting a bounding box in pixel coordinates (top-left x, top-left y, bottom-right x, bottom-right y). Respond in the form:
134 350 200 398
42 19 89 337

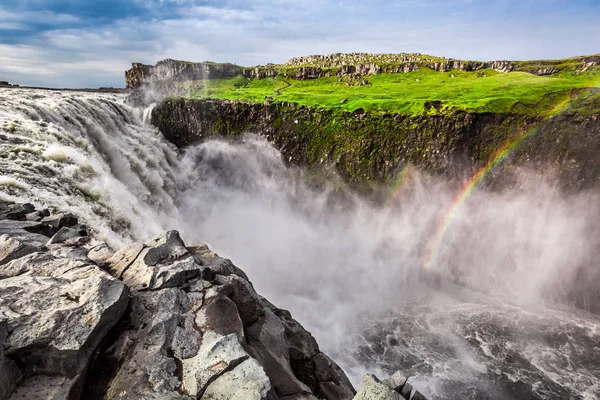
0 0 598 88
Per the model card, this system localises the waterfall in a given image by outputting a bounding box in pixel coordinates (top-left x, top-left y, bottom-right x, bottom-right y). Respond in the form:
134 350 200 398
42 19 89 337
0 88 184 246
2 88 600 399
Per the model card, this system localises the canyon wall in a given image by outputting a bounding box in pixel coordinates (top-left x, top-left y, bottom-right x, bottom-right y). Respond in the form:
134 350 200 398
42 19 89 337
150 96 600 193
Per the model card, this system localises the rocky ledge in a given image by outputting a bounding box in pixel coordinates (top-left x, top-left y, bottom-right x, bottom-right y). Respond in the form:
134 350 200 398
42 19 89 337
0 200 420 400
125 53 600 91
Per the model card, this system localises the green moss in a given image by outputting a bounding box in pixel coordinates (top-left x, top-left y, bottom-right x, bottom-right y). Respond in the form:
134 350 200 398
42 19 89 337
185 67 600 116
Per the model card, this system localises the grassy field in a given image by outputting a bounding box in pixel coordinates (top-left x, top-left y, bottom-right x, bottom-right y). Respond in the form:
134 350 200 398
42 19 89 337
183 67 600 116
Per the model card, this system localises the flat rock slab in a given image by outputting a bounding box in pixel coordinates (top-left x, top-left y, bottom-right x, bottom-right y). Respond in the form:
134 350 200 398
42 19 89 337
0 261 129 377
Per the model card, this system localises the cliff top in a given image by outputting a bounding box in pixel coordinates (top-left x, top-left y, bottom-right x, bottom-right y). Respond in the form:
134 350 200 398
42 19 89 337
126 53 600 116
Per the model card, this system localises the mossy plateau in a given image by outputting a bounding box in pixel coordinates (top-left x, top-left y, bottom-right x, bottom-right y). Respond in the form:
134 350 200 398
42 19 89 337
184 67 600 116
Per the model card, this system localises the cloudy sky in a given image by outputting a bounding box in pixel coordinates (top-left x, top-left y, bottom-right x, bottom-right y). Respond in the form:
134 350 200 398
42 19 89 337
0 0 598 88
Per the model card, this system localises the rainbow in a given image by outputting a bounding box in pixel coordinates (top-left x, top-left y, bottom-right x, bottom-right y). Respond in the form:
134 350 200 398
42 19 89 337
421 88 598 270
384 164 413 209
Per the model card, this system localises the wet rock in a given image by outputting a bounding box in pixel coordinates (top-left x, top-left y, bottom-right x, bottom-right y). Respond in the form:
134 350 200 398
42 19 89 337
0 203 35 221
41 213 78 233
0 219 54 238
246 309 313 397
0 322 22 399
25 209 50 222
0 203 356 400
46 224 88 245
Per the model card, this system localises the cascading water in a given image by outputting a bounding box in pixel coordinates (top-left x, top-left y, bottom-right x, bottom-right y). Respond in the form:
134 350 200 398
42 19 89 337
1 88 599 399
0 88 185 246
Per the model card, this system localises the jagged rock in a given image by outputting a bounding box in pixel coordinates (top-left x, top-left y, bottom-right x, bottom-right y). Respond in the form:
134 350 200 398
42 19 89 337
46 224 88 245
8 374 84 400
201 357 271 400
0 322 22 399
98 288 194 399
107 231 201 290
84 239 115 268
94 230 354 400
246 308 314 397
41 213 78 232
181 332 255 397
25 209 50 222
0 219 54 238
0 234 43 267
0 203 35 221
0 245 129 380
189 244 249 281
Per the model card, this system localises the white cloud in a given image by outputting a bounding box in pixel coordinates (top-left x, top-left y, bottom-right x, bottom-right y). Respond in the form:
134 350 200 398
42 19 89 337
0 0 598 87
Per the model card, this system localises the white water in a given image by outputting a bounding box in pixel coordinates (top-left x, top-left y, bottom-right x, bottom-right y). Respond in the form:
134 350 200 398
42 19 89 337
1 88 599 399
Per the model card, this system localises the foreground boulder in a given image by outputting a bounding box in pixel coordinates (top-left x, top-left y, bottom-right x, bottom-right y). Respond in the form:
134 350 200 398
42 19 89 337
0 201 129 399
0 201 356 399
91 231 355 399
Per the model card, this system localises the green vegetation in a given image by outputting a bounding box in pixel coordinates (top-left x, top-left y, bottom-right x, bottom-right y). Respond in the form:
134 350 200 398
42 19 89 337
184 67 600 116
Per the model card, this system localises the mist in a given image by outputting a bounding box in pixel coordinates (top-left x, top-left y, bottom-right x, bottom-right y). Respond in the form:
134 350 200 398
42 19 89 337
174 135 600 397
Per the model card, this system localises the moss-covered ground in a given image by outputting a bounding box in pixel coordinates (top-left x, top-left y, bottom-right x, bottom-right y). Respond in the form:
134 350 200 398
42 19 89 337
184 67 600 116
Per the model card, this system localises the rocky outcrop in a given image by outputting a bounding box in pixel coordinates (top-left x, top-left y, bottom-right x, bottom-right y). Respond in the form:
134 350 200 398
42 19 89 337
0 200 361 400
0 200 129 399
150 95 600 192
125 59 243 89
126 53 600 95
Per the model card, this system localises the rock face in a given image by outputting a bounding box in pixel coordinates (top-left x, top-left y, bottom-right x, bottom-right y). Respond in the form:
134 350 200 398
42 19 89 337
125 59 243 89
125 53 600 92
0 200 129 399
150 95 600 193
0 200 358 400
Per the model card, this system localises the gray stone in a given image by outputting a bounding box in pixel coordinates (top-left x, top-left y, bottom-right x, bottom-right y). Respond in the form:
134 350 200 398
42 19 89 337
0 203 35 221
0 234 42 268
214 274 260 326
107 231 202 290
0 322 22 399
189 245 249 281
46 224 88 246
0 220 53 238
25 209 49 222
41 213 78 232
106 241 144 278
8 374 83 400
197 294 245 337
84 240 115 268
246 309 313 397
181 332 250 397
0 263 129 376
382 372 408 393
101 288 197 399
352 375 402 400
201 358 271 400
